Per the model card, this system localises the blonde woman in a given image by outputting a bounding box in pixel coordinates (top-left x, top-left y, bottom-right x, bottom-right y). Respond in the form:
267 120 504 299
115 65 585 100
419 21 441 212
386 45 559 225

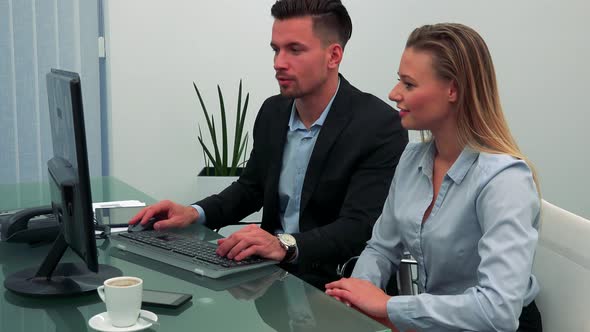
326 23 542 332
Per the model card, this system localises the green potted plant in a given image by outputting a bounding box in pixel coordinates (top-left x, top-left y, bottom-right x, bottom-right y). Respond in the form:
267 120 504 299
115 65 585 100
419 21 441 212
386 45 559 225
193 80 262 221
194 80 250 177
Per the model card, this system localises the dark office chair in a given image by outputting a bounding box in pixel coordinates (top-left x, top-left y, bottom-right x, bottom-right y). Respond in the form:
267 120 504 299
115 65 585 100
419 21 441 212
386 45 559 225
336 252 420 296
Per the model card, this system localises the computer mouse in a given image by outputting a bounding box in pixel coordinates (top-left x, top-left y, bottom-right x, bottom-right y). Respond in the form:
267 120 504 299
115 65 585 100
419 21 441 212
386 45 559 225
127 217 159 232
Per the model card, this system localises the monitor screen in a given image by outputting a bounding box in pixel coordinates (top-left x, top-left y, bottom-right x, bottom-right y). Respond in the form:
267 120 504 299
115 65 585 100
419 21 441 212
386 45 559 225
4 69 121 296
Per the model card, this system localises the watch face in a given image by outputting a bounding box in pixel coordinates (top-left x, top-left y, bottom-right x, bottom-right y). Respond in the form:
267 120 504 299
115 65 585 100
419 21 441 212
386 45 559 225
279 233 296 246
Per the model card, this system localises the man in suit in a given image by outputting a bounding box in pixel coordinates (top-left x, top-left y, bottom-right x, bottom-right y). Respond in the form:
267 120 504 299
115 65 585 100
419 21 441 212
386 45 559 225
130 0 407 289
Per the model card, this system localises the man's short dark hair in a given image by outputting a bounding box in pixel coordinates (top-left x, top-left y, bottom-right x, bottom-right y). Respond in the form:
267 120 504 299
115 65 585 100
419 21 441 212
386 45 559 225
271 0 353 49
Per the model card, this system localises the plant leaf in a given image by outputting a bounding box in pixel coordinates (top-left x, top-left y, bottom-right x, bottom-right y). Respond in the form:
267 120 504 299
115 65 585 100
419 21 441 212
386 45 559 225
198 136 223 175
232 79 243 171
198 136 221 173
233 133 249 176
210 117 222 167
199 126 215 176
232 91 249 170
240 92 249 133
217 85 228 173
198 126 208 175
238 93 249 146
194 82 222 167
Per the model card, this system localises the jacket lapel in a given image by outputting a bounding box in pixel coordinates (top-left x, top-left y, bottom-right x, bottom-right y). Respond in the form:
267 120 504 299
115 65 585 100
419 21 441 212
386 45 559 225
299 76 354 215
264 99 293 226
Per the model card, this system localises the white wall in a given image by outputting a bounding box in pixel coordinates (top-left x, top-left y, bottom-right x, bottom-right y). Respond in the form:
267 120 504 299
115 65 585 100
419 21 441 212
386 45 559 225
104 0 590 218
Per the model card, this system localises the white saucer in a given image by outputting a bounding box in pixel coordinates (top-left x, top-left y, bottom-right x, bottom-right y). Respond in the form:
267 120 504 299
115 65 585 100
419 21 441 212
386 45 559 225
88 309 158 332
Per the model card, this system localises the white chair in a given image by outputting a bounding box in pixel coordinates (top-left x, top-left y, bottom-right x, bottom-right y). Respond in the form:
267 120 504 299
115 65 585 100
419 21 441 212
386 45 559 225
532 200 590 331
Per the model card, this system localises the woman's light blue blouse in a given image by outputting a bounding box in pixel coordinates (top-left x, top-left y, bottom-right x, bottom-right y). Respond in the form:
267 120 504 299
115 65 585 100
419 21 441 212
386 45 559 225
352 141 540 332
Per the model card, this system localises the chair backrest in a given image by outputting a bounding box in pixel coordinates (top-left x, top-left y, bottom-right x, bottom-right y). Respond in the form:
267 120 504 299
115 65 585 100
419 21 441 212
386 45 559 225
532 200 590 331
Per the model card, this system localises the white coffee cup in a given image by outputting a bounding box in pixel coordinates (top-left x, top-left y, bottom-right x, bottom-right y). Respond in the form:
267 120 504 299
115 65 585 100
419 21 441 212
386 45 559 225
97 276 143 327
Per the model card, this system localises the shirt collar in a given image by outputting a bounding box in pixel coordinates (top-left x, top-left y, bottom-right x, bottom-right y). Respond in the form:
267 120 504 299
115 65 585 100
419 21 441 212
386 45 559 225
417 141 479 184
288 78 341 131
447 146 479 184
417 141 436 178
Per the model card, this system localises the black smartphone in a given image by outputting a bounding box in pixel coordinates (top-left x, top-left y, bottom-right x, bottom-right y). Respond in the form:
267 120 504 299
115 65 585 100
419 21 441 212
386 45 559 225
142 289 192 309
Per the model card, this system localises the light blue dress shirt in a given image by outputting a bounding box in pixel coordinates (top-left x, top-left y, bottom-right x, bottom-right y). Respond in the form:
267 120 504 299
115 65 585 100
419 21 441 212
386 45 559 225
193 80 340 235
352 141 540 332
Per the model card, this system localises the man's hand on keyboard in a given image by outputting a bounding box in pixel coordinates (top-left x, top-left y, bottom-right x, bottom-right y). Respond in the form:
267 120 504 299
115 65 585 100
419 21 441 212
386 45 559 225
216 224 286 262
128 200 199 231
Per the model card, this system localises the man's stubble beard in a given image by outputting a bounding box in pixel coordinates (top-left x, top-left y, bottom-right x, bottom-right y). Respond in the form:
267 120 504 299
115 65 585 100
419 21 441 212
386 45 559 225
279 85 303 99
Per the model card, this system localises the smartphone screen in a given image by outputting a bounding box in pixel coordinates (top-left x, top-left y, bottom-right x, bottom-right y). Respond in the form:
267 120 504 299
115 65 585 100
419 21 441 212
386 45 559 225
142 289 192 308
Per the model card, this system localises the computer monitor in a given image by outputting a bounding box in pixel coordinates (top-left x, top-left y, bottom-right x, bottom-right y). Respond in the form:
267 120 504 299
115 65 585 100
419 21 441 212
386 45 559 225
4 69 121 296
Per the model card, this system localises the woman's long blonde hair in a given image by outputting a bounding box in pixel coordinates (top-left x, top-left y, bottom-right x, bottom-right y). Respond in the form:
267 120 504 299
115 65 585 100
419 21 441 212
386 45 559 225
407 23 539 190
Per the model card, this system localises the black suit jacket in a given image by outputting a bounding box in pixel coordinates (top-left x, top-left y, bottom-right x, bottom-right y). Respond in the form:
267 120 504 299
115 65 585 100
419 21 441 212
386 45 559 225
197 75 407 288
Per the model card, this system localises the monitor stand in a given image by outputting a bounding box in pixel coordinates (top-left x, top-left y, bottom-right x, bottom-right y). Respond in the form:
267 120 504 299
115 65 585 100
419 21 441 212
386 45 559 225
4 234 122 297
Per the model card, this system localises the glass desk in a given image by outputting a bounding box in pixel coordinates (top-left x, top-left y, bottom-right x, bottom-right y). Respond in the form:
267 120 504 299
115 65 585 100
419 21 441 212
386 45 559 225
0 177 156 212
0 177 389 331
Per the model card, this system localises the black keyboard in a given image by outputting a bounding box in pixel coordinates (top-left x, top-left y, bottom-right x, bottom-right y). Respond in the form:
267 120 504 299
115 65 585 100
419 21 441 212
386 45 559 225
118 231 267 268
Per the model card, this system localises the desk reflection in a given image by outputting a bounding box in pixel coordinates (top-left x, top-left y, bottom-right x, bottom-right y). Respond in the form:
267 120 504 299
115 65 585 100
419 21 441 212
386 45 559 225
228 270 385 332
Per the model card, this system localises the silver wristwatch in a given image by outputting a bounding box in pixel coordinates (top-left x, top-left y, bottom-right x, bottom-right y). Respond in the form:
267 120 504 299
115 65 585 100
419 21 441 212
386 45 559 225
277 233 297 262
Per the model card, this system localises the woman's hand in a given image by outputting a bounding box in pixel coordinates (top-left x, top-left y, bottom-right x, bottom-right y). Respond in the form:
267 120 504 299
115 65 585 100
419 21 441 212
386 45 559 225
326 278 400 331
325 277 391 318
